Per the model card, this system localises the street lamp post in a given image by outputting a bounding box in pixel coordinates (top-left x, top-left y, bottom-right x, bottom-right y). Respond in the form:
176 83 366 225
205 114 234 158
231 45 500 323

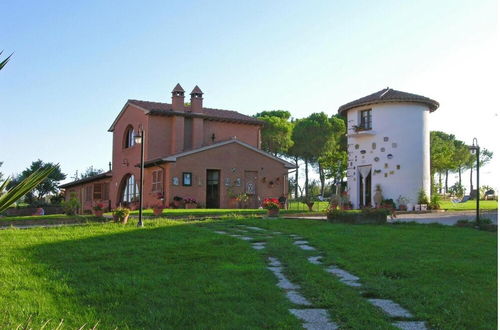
134 130 145 227
469 138 480 225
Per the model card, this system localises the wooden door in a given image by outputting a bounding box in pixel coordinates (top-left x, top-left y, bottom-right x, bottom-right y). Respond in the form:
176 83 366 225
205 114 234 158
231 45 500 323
244 171 258 208
206 170 220 208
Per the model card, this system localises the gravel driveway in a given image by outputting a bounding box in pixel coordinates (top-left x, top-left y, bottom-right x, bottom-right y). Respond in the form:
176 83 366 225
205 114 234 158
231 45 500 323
390 210 498 226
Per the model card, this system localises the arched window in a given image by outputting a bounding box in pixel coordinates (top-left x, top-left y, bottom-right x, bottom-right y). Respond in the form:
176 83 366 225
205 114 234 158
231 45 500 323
124 126 135 148
122 175 139 202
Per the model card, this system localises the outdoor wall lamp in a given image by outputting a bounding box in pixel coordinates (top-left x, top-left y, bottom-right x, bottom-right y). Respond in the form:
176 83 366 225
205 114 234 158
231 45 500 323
134 129 145 228
468 137 480 225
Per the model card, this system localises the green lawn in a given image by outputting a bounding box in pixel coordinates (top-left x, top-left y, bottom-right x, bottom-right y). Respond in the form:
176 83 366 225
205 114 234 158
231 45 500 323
439 200 498 211
0 218 496 329
0 214 84 222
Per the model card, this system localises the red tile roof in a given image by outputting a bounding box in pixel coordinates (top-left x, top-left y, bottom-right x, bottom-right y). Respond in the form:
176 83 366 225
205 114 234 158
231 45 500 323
338 88 439 115
128 99 264 125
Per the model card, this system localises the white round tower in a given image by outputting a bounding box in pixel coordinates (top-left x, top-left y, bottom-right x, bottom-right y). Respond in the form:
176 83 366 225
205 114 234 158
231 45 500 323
338 88 439 209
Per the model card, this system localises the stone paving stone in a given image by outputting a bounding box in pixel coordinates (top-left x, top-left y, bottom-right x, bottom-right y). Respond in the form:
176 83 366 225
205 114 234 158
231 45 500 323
307 256 323 265
325 266 360 282
368 299 413 318
303 322 339 330
392 321 427 330
245 226 265 231
272 231 283 234
297 244 316 251
289 309 338 329
236 236 253 241
267 266 300 290
341 280 362 287
286 291 312 306
268 257 282 267
290 234 303 239
213 231 227 234
251 242 266 250
293 240 310 245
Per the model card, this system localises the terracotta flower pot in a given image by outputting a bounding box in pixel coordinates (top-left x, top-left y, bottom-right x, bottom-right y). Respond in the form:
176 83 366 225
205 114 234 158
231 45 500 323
267 208 279 217
94 210 104 217
120 215 129 224
153 208 163 216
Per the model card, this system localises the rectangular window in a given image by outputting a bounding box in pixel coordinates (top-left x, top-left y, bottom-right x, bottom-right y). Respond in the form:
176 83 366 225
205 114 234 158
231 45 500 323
152 169 163 192
93 183 102 200
85 186 92 202
182 172 192 186
360 109 372 130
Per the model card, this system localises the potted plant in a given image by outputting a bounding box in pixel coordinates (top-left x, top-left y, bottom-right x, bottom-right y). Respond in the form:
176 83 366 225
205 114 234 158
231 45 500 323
113 207 130 224
184 197 197 209
330 194 340 210
172 196 183 208
340 192 350 210
152 192 164 216
397 195 409 211
417 189 429 211
93 203 105 217
262 198 280 217
236 193 249 209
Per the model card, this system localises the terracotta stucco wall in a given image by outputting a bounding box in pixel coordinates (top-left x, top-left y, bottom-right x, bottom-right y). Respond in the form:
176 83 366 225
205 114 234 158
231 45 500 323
111 105 149 207
63 177 112 213
202 121 260 148
166 142 289 208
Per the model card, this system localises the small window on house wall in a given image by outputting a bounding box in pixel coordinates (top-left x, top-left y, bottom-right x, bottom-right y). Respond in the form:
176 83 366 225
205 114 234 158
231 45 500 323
182 172 192 186
93 183 102 200
152 169 163 192
124 126 135 148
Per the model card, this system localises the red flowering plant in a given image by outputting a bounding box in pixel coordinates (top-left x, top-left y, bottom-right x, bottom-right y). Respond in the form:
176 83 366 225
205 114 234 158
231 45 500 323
93 203 105 211
184 197 197 204
262 198 280 210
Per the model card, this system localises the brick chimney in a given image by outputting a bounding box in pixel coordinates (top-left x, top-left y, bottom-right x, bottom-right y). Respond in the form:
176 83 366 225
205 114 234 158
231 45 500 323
190 85 203 113
171 83 185 111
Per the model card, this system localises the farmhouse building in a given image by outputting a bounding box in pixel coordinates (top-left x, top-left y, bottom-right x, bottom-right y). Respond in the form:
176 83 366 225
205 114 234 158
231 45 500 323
60 84 294 212
338 88 439 209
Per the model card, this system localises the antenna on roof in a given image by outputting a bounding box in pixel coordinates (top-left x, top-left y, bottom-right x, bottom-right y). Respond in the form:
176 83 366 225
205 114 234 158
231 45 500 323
379 87 391 99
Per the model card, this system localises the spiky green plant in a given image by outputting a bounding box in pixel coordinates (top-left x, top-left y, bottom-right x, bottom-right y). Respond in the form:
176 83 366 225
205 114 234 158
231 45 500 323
0 166 56 212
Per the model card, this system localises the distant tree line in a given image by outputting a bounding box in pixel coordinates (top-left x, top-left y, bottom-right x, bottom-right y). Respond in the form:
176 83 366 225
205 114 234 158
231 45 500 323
430 131 492 196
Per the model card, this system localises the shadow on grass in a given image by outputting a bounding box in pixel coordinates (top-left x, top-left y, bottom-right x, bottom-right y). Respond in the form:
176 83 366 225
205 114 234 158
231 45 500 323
25 223 299 329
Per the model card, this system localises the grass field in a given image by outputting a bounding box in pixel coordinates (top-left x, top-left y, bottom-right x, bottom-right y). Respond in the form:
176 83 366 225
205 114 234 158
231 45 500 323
0 218 496 329
439 200 497 211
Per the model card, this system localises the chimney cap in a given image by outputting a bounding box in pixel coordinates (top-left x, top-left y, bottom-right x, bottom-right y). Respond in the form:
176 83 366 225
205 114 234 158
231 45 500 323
190 85 203 95
172 83 185 93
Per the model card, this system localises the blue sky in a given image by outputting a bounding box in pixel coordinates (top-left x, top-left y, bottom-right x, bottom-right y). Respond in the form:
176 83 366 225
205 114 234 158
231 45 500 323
1 0 498 188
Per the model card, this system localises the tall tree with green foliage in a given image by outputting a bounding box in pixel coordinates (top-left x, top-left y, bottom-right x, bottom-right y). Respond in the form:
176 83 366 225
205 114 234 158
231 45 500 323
292 113 343 199
452 139 473 187
254 110 291 120
256 113 294 156
80 166 104 179
468 148 493 196
430 131 455 193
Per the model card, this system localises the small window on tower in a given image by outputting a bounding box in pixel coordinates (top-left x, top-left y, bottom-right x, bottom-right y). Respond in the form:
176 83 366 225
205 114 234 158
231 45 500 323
359 109 372 130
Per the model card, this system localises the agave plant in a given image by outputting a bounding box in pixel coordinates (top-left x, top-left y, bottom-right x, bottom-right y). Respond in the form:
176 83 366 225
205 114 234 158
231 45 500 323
0 166 56 213
0 50 13 71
